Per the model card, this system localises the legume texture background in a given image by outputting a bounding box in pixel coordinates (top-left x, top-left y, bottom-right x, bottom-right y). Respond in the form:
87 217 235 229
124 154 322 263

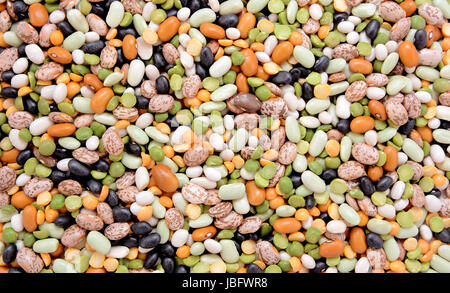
0 0 449 274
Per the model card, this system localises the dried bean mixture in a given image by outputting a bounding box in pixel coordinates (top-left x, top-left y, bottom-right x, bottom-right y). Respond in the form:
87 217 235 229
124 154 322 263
0 0 449 274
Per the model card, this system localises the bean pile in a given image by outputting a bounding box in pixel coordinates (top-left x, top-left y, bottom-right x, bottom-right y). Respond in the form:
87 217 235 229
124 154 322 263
0 0 449 274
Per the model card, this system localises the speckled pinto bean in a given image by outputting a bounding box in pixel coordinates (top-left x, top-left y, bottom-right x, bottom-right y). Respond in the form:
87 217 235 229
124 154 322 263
0 0 448 275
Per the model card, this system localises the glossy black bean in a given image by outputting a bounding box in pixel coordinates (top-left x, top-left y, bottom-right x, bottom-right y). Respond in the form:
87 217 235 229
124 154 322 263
333 12 348 23
441 120 450 130
2 245 17 264
200 0 209 8
86 179 102 194
82 40 105 55
113 206 132 222
200 46 214 68
217 14 239 28
305 195 315 209
106 189 119 207
53 146 71 160
136 95 150 109
13 1 28 19
166 9 178 17
302 82 313 100
123 236 139 248
54 214 73 228
263 234 274 243
109 239 122 246
398 118 415 135
126 142 141 156
291 174 302 188
313 56 330 72
289 67 302 81
49 103 59 112
174 265 189 273
366 233 384 248
16 149 33 166
321 169 337 184
234 232 246 243
131 221 152 235
1 71 14 84
22 97 38 114
247 263 264 273
360 176 376 196
195 63 208 80
429 188 441 197
165 116 179 128
18 44 26 57
414 29 427 50
159 243 175 257
376 176 393 191
247 233 259 241
336 119 351 133
49 170 66 185
313 261 327 273
156 76 170 94
435 229 450 243
271 71 292 85
233 240 242 254
164 63 174 73
2 87 18 98
92 159 110 172
365 20 380 40
153 52 168 70
144 251 159 269
8 267 24 273
318 212 330 222
140 233 161 248
189 0 201 12
68 159 91 177
91 4 105 17
105 0 119 10
57 21 75 37
116 48 126 67
117 28 138 39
